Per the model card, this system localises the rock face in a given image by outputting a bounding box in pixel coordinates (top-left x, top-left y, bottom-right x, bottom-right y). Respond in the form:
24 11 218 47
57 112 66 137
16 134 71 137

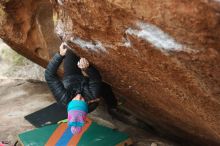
0 0 220 145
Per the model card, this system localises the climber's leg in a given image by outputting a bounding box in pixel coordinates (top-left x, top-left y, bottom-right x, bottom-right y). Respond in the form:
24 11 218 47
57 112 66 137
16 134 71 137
63 49 82 78
101 82 118 109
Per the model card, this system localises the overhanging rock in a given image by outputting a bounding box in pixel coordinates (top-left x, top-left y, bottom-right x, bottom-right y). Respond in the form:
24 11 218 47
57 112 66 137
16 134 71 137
0 0 220 145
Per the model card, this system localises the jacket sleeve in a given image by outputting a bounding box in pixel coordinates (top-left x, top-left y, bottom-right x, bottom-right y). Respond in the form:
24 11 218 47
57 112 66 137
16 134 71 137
45 53 70 106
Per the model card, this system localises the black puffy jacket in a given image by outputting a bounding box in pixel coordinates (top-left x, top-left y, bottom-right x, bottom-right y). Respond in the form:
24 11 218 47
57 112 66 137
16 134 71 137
45 53 102 112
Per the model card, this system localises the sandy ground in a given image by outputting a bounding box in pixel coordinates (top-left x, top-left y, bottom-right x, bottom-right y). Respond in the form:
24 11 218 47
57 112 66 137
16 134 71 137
0 79 53 145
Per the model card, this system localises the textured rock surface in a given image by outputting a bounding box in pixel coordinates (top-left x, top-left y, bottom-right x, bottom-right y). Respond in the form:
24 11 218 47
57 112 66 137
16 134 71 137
0 0 220 145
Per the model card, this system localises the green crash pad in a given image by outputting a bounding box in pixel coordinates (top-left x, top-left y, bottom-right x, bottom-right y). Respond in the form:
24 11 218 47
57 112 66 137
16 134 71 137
18 119 132 146
18 124 58 146
78 122 130 146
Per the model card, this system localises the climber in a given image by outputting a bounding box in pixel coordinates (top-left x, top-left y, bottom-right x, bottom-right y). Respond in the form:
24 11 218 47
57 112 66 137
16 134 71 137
44 41 118 116
45 42 98 111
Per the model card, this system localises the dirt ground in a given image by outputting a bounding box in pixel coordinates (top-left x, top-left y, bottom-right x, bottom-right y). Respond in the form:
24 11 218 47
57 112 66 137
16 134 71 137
0 79 53 145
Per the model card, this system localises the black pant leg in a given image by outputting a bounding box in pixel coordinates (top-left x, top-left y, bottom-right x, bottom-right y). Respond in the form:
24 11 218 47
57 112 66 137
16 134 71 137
101 82 118 109
64 49 82 78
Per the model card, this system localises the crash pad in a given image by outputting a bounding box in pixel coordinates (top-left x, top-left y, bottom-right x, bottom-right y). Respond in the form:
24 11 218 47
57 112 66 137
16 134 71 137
18 118 132 146
18 124 58 146
24 103 67 127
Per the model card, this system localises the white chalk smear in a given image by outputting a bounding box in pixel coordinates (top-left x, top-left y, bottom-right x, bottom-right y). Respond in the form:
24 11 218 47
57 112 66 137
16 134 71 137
126 22 194 53
122 37 132 48
57 0 64 5
70 37 108 53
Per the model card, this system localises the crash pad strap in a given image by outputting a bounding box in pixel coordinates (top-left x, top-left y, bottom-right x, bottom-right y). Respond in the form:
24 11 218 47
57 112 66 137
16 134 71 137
56 126 73 146
45 117 92 146
45 123 68 146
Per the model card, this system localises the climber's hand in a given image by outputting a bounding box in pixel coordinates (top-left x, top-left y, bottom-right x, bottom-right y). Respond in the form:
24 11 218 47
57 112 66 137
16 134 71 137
59 42 68 56
77 58 89 70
